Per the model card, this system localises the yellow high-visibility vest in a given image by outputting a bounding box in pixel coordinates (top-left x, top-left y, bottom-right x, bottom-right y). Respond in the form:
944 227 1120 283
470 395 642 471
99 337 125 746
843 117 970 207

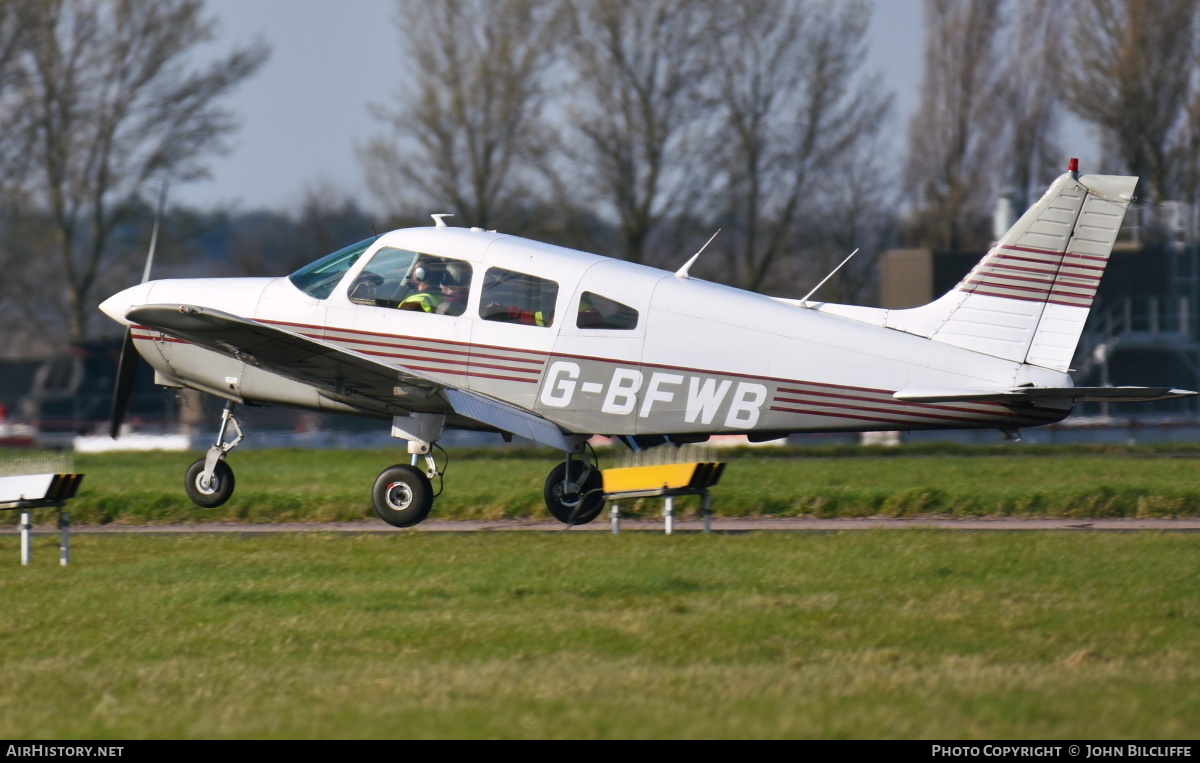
399 292 445 313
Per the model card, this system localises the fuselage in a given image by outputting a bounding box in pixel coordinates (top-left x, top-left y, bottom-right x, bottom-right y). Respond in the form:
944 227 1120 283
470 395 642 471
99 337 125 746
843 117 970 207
100 226 1074 438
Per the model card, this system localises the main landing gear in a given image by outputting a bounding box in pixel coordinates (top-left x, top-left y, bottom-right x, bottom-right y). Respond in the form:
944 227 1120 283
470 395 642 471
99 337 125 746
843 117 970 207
371 412 446 528
372 456 437 528
182 404 602 529
373 415 601 528
543 449 604 526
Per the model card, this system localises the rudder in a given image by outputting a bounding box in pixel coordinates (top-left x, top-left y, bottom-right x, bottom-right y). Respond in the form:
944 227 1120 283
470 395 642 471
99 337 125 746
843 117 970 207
885 163 1137 372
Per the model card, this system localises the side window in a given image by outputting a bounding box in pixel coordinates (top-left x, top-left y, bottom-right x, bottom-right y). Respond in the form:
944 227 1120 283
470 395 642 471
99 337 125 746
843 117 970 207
577 291 638 330
347 247 417 307
348 248 473 316
480 267 558 327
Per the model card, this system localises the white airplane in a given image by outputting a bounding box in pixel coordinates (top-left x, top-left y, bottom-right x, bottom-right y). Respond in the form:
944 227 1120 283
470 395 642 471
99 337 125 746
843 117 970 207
99 160 1194 527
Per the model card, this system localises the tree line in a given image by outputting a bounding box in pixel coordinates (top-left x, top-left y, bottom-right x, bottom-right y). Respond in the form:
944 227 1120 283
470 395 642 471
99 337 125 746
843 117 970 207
1 0 1198 357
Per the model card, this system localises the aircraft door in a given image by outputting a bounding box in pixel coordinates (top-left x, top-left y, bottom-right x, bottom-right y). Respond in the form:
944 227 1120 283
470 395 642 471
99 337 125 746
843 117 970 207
536 260 660 434
466 262 565 411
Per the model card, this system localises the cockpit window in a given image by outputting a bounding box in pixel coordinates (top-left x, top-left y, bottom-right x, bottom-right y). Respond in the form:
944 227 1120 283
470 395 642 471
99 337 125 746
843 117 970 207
480 267 558 327
348 248 474 315
288 237 375 299
577 291 638 330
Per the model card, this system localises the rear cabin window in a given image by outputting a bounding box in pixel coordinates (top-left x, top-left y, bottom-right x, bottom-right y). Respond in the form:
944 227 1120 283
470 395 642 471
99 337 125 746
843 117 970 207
347 247 473 316
480 267 558 327
576 291 638 330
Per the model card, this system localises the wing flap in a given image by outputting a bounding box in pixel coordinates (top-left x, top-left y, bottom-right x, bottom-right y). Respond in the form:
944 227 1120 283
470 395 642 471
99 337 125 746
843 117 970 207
445 389 573 451
894 386 1197 403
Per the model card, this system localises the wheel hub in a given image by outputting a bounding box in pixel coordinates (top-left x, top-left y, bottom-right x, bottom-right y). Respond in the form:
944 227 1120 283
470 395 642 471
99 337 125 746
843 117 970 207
386 481 413 510
555 480 582 506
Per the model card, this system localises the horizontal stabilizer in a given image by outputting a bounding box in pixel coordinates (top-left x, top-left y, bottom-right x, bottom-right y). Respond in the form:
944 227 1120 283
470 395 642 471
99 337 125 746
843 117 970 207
894 387 1198 404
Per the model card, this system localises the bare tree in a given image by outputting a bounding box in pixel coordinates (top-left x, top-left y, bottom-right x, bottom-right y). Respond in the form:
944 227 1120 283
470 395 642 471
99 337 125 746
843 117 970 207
1001 2 1066 213
558 0 715 264
230 186 373 278
1062 0 1199 203
0 1 39 356
0 0 34 195
0 209 62 356
362 0 560 230
905 0 1008 251
707 0 892 293
1182 39 1200 205
7 0 267 343
796 130 899 305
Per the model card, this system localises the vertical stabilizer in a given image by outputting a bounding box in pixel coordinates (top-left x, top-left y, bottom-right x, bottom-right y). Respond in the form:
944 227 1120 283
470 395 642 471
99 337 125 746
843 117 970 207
884 165 1137 371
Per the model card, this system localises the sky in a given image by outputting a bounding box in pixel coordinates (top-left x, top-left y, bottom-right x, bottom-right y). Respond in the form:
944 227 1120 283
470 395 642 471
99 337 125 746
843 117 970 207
175 0 1094 215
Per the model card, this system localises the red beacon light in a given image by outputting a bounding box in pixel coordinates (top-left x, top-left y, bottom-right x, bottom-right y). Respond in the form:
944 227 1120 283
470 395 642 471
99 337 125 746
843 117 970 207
1069 157 1079 179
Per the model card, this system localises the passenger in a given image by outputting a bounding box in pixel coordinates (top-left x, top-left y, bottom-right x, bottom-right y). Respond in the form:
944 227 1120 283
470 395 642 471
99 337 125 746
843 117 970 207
398 266 445 313
436 268 470 316
576 295 604 328
485 301 550 326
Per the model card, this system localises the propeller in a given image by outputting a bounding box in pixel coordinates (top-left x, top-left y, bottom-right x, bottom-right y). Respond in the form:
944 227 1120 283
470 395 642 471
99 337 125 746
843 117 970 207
109 179 168 439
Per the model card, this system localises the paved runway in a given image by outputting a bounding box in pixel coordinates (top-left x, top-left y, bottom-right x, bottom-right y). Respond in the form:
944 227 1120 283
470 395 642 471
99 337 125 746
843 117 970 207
4 517 1200 533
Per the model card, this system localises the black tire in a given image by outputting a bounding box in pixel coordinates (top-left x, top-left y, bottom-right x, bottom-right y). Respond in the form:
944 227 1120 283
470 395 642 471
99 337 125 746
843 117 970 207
544 461 604 525
372 464 434 528
184 458 235 508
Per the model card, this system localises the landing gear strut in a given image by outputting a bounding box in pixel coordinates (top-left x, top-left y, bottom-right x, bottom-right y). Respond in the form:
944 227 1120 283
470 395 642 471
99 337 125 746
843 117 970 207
184 400 243 508
544 450 603 525
373 413 444 528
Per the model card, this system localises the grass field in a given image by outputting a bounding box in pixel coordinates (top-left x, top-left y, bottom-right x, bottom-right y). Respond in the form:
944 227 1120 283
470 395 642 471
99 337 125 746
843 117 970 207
6 444 1200 525
1 530 1197 739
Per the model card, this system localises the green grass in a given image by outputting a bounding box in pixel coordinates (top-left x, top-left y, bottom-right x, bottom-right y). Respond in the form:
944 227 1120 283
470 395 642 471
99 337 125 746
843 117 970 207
1 531 1197 739
6 444 1200 525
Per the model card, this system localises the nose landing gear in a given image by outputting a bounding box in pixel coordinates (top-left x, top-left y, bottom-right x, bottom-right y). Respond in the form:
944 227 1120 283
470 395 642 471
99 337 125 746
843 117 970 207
184 401 243 508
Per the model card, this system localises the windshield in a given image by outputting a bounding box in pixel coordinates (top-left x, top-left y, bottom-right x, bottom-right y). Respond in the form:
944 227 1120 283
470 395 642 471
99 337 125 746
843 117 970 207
287 237 376 299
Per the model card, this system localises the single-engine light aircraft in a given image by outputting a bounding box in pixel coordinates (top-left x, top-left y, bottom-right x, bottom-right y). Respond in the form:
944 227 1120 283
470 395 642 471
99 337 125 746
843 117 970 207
100 161 1194 527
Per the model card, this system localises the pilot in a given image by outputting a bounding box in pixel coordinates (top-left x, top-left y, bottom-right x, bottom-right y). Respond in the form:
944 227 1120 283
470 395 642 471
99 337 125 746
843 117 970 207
398 266 445 313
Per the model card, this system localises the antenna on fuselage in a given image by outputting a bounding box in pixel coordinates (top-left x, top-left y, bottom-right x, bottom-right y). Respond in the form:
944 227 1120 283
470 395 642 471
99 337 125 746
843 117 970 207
799 248 859 307
431 214 453 228
674 229 720 279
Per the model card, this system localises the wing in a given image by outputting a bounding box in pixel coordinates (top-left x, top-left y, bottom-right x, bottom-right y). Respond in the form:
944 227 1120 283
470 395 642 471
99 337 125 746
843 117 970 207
127 304 576 451
129 304 447 414
894 386 1197 404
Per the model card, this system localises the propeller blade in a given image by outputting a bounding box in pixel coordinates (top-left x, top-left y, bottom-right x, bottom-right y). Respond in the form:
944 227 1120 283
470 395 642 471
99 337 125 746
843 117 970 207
108 180 167 439
141 179 168 284
109 327 140 438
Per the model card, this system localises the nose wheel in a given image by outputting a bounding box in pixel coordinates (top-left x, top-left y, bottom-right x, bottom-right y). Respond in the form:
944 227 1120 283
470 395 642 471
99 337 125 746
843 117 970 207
184 458 235 508
185 400 243 509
